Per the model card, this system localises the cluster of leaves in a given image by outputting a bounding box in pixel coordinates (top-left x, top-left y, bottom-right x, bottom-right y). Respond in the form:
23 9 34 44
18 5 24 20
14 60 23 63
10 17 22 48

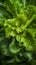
0 0 36 65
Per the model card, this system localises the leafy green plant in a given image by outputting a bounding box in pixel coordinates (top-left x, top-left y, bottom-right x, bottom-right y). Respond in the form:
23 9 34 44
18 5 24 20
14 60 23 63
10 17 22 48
0 0 36 65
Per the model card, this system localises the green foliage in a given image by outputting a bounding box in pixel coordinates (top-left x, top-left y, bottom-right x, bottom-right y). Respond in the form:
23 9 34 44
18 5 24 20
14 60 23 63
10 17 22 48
0 0 36 65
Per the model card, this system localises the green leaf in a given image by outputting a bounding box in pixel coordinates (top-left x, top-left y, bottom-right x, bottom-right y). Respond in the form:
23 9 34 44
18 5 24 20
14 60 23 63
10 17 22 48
9 38 21 54
23 38 32 51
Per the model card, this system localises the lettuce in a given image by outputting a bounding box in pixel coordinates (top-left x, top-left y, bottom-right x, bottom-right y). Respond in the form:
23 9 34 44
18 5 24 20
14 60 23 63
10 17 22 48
0 0 36 65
